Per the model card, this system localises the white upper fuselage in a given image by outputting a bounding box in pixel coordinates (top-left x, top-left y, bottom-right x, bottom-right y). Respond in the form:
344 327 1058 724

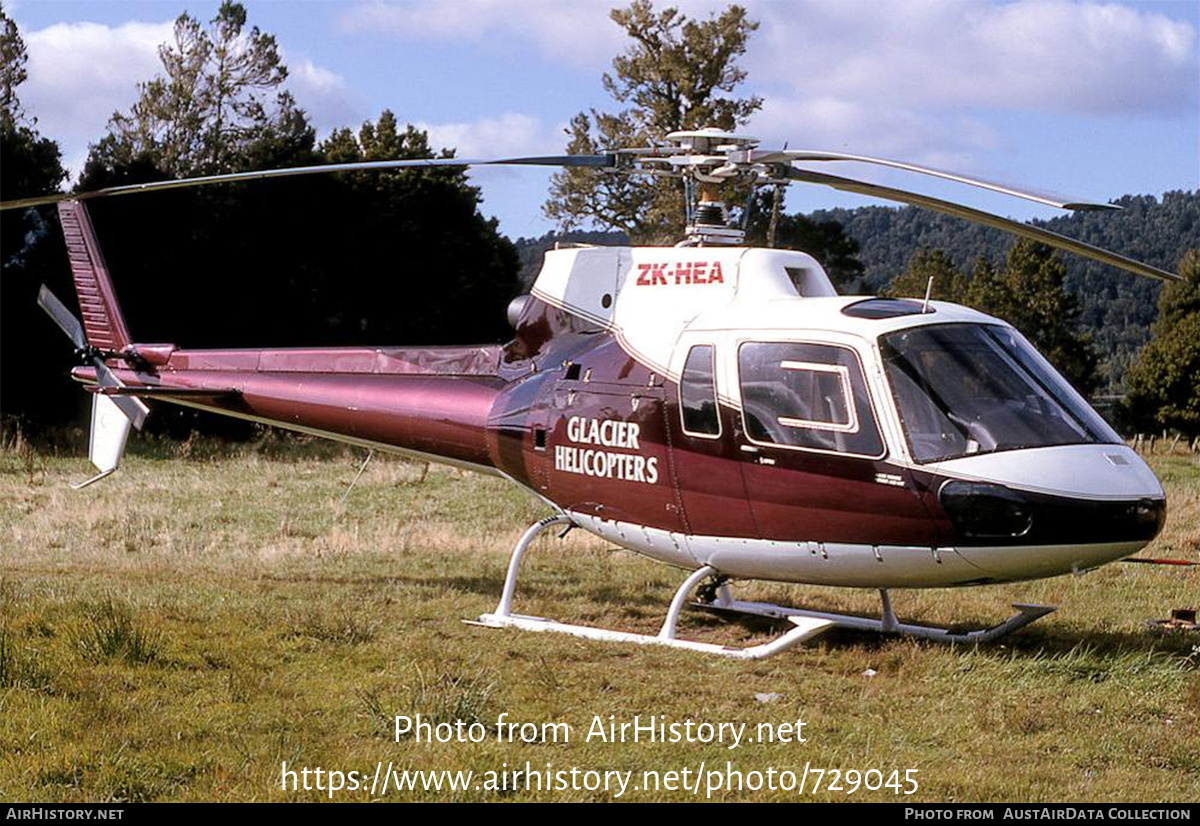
530 244 1000 376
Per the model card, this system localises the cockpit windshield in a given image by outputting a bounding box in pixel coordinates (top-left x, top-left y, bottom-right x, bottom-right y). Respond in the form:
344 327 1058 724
881 324 1121 463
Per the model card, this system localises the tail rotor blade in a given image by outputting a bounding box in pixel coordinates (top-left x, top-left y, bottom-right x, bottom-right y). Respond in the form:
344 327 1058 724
39 285 148 429
37 285 87 348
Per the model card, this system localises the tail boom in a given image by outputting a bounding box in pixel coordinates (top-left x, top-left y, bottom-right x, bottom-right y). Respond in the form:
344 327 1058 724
73 351 507 473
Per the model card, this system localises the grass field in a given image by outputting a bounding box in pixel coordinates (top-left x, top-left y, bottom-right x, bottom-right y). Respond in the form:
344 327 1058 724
1 430 1197 802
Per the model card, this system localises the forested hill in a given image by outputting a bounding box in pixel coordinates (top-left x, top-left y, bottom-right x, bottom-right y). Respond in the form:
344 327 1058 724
810 190 1198 387
514 190 1198 390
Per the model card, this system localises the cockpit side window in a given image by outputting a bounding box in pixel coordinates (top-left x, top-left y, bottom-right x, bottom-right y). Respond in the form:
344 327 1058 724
679 344 721 437
738 342 884 457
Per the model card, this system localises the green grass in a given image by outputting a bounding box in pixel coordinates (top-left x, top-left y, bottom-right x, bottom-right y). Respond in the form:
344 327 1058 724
1 431 1196 802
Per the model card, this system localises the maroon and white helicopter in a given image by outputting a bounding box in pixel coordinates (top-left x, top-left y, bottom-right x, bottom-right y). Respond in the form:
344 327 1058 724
3 129 1177 658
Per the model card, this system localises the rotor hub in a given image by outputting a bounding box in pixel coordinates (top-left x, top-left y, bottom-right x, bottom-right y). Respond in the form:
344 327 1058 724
654 129 762 246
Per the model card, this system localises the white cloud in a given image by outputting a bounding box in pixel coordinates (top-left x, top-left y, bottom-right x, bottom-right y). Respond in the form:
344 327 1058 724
338 0 629 68
417 112 562 158
749 95 1002 165
739 1 1198 181
22 20 174 155
747 0 1197 117
282 53 365 136
339 1 1195 118
335 0 1196 178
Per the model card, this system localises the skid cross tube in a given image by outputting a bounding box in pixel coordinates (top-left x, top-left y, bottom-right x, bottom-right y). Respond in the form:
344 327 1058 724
469 518 833 659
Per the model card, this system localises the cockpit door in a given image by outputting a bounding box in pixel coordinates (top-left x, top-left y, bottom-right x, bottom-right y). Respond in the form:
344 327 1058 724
668 337 757 539
734 339 938 546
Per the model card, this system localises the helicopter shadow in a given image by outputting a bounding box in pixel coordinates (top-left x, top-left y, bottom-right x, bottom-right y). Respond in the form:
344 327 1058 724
683 606 1199 662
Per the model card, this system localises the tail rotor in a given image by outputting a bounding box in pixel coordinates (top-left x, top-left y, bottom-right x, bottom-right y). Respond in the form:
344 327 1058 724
37 283 148 489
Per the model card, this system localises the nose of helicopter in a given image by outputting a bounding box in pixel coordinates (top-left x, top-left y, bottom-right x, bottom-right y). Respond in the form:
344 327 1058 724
932 443 1163 501
930 444 1166 581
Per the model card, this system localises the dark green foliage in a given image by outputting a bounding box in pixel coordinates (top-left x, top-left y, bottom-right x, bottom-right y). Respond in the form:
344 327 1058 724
1121 250 1200 436
989 240 1098 396
70 112 519 436
0 4 72 430
309 112 520 346
0 0 26 128
883 242 1097 393
884 248 968 303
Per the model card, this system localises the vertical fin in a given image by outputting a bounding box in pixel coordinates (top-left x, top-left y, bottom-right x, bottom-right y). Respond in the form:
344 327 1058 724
57 200 132 352
53 201 147 488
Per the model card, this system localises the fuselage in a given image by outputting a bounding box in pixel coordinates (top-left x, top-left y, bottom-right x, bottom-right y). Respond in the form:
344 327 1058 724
84 244 1166 588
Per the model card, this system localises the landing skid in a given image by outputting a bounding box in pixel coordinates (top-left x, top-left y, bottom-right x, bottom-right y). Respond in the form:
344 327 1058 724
467 516 834 660
696 585 1056 645
467 517 1053 657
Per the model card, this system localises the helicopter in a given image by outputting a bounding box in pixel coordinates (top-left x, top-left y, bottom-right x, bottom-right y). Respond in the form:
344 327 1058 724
1 127 1178 659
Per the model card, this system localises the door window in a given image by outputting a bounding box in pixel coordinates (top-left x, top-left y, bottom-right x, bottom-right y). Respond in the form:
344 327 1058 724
738 342 884 456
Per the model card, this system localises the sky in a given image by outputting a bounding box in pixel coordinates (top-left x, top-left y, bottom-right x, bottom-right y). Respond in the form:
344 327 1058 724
7 0 1200 241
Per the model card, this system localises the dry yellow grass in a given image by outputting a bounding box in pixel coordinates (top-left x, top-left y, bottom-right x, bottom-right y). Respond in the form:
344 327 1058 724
1 431 1196 802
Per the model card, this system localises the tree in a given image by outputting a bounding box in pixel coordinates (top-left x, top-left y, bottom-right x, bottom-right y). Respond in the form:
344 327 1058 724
54 4 517 439
1 2 71 430
0 0 26 129
882 241 1098 392
0 0 66 230
84 0 301 180
312 111 520 345
990 240 1098 394
544 1 761 243
884 248 968 303
1121 250 1200 436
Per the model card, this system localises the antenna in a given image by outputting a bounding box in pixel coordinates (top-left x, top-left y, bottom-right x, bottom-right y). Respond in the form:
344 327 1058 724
922 276 935 313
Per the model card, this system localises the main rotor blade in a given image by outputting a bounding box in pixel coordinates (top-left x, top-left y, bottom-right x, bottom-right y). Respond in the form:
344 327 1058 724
753 149 1117 213
37 285 87 348
0 153 616 211
784 166 1178 282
